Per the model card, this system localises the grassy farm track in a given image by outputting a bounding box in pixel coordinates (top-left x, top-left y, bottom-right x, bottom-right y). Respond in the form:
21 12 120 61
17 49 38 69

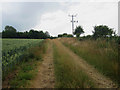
53 39 117 88
2 38 118 88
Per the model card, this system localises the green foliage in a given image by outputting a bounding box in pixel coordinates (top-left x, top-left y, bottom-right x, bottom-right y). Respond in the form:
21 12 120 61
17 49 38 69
10 61 37 88
58 34 62 37
93 25 115 39
21 65 33 72
63 33 67 36
58 33 73 38
67 34 73 37
2 26 17 38
2 25 50 39
22 52 35 62
17 72 33 80
74 26 84 37
28 30 49 39
10 78 27 88
6 40 46 88
2 39 43 79
50 36 57 39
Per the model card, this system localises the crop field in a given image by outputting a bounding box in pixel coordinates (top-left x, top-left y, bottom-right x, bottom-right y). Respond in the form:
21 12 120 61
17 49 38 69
2 39 43 51
2 39 43 78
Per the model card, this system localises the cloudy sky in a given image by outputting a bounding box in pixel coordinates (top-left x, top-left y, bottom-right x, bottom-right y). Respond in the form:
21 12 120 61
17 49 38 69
1 0 119 36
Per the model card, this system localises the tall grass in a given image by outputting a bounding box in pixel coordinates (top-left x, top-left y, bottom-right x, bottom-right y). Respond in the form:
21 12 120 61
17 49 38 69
61 38 119 85
53 43 94 88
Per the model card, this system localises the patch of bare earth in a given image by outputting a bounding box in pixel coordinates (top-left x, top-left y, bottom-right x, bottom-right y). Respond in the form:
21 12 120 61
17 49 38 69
53 39 117 88
2 70 18 88
30 40 55 88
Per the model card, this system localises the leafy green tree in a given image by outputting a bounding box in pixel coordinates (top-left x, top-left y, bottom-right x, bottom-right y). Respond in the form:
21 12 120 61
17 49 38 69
93 25 115 39
2 25 17 38
28 29 35 39
74 26 84 37
39 31 47 39
28 30 47 39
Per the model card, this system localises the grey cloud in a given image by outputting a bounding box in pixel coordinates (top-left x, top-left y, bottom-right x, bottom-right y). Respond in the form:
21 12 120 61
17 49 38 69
2 2 61 31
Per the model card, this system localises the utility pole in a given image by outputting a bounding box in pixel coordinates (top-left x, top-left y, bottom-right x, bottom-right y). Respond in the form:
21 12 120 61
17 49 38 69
68 14 78 34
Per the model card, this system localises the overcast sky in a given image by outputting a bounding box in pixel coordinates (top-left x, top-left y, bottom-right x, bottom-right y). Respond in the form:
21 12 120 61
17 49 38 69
1 1 118 36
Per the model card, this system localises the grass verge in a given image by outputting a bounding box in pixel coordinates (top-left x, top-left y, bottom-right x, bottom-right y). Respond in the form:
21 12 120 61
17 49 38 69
61 38 119 85
53 43 95 88
10 60 38 88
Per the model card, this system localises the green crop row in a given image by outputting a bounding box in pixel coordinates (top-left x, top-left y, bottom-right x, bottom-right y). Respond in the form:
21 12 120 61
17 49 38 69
2 39 43 78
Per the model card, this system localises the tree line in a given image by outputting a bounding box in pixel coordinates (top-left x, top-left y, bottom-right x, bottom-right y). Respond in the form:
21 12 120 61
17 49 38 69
74 25 120 44
73 25 117 38
2 25 50 39
58 33 73 37
58 25 118 38
58 25 120 44
1 25 120 43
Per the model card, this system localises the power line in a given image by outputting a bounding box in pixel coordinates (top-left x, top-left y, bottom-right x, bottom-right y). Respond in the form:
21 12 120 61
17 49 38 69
68 14 78 34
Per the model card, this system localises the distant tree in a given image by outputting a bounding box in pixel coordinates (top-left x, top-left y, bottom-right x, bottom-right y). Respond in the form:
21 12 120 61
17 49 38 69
62 33 67 37
50 36 57 39
63 33 67 36
67 34 73 37
16 32 24 38
74 26 84 37
0 32 2 38
28 29 35 39
58 34 62 37
39 31 47 39
2 25 17 38
58 33 73 38
92 25 115 39
16 31 28 38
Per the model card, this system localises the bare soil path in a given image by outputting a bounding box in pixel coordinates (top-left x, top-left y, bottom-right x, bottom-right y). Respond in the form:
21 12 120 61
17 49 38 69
53 39 117 88
30 40 55 88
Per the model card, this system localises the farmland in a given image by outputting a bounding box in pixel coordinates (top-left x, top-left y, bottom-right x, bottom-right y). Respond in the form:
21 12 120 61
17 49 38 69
2 38 119 88
2 39 43 79
1 1 120 89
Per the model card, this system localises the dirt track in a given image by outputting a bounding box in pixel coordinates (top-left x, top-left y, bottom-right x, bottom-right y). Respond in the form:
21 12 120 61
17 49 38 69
30 40 55 88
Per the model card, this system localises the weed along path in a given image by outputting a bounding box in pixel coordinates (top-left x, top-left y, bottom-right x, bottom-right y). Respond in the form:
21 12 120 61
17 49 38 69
30 40 55 88
53 39 117 88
